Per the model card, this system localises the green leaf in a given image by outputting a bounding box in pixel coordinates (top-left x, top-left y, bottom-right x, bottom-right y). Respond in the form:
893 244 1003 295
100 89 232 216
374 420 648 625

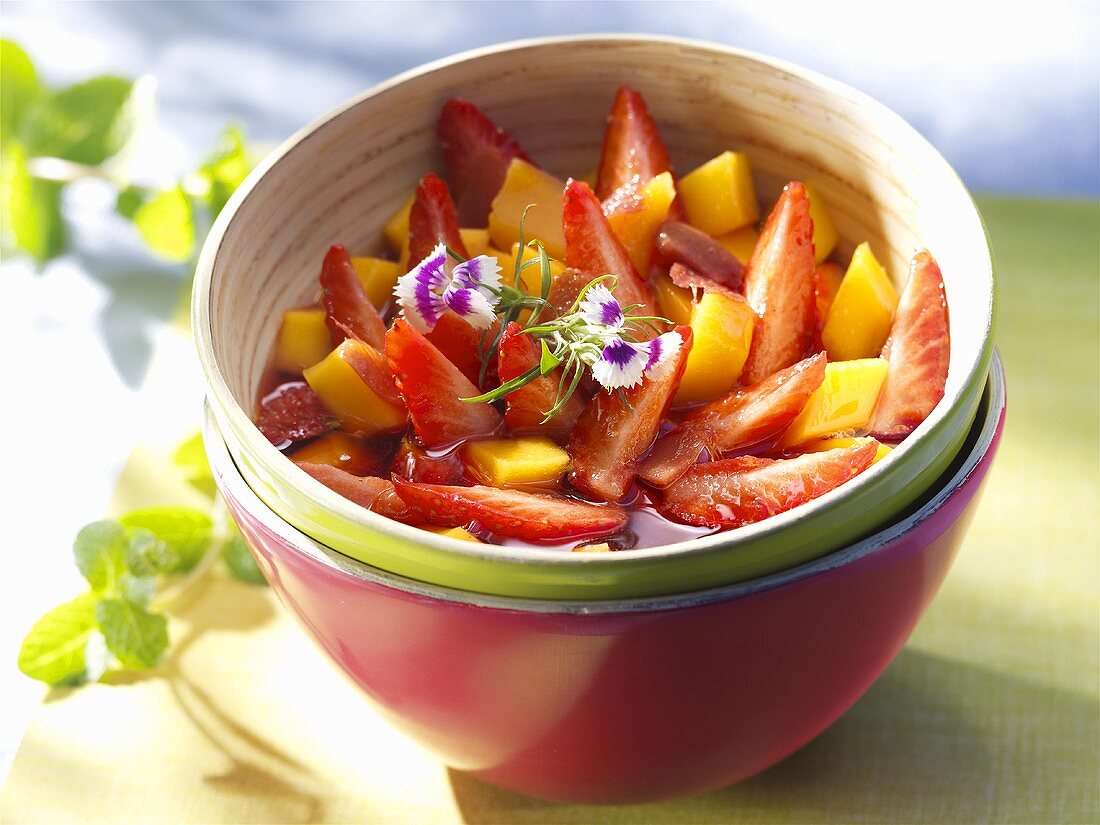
23 75 134 165
130 185 194 261
539 339 562 373
199 124 252 218
222 532 266 585
114 184 147 221
122 527 180 577
120 574 157 608
1 40 42 145
94 598 168 670
119 506 213 572
173 431 216 498
18 594 99 686
1 142 65 262
73 521 127 593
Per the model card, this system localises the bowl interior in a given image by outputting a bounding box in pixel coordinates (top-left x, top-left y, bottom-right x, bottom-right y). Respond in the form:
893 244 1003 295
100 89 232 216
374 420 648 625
195 36 995 598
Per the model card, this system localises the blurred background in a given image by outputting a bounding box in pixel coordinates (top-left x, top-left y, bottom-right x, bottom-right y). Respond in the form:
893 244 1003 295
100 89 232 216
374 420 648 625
2 0 1098 794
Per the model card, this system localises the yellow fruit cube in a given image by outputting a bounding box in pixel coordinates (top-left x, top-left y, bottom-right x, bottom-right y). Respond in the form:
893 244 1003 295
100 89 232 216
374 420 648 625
290 432 379 475
607 172 677 274
776 359 889 448
275 308 332 373
384 194 414 258
714 225 760 264
460 228 492 258
804 182 839 264
351 256 402 310
679 151 759 237
573 542 612 553
800 436 893 464
821 242 899 361
488 159 566 259
463 436 571 487
303 340 406 434
674 291 756 405
652 272 695 327
511 242 565 293
429 526 482 543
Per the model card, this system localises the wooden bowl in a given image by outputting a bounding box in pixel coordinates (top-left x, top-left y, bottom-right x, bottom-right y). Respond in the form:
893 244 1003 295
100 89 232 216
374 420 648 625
193 35 996 600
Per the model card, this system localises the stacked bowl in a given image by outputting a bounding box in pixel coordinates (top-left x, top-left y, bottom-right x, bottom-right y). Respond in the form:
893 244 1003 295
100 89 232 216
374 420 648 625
193 37 1001 803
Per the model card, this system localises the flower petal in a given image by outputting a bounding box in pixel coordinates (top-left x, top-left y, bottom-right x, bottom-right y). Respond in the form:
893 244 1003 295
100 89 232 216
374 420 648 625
395 243 450 331
580 284 625 331
641 330 684 380
592 337 647 389
452 255 503 295
442 285 498 329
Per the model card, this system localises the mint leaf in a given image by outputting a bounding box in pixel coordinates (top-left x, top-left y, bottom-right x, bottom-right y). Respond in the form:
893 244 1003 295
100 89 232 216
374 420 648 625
122 526 180 577
223 532 266 585
199 124 252 218
1 40 42 144
130 185 194 261
1 142 65 262
120 507 213 571
120 574 156 608
173 431 216 498
23 75 134 165
73 520 127 593
95 598 168 669
17 594 99 686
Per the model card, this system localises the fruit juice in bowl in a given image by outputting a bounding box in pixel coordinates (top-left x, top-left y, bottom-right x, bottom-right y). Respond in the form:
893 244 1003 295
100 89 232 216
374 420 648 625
193 37 995 600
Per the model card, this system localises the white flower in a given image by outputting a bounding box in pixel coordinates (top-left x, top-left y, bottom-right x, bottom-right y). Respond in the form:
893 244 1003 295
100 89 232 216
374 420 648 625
394 243 502 331
579 284 625 334
590 330 684 390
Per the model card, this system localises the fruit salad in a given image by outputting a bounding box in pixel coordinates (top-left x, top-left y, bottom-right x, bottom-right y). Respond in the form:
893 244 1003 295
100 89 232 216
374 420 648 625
253 87 951 551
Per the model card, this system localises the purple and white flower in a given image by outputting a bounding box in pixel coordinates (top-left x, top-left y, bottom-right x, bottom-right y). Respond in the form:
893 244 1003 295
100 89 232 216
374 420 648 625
579 284 625 334
394 243 502 332
590 330 684 390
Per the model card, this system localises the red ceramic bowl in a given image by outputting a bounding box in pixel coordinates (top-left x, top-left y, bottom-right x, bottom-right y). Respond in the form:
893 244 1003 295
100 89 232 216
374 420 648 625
205 354 1005 804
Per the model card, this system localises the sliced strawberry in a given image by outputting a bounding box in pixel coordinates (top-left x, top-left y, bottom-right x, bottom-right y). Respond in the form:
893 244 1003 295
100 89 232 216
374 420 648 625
391 439 468 485
812 262 844 351
340 337 404 408
546 266 595 317
497 321 585 442
639 352 826 487
870 251 950 438
563 179 657 316
596 86 676 211
392 478 627 542
667 262 738 299
659 441 877 528
740 182 816 384
439 98 532 227
320 244 387 349
425 310 498 389
655 220 745 291
386 318 502 449
407 173 469 269
256 382 337 446
568 326 694 502
295 462 413 521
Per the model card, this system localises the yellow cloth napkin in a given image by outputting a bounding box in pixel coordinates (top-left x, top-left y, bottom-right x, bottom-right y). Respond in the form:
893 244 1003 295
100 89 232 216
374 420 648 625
3 197 1097 823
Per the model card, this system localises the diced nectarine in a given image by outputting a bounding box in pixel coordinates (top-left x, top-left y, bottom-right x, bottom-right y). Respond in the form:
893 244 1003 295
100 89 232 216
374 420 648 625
679 151 759 237
776 358 889 448
714 225 760 264
674 291 755 405
803 182 839 264
351 256 403 310
428 526 482 543
607 171 676 274
653 271 695 327
573 542 612 553
821 242 899 361
463 436 571 487
488 159 566 258
290 432 385 476
799 435 892 464
275 308 332 373
384 194 414 259
460 228 492 258
303 340 407 434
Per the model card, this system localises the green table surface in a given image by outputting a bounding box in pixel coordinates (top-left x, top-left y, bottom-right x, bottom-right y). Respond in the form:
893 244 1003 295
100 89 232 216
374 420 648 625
2 196 1097 824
